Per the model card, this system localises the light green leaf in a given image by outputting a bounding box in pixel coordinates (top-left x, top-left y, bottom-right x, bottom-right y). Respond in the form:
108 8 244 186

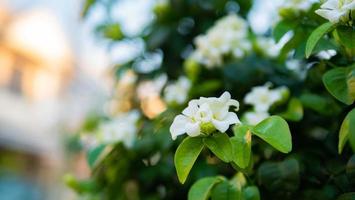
252 116 292 153
279 98 304 121
339 108 355 154
323 66 355 105
305 22 336 58
174 137 204 184
211 180 242 200
204 133 233 162
231 125 252 168
188 176 223 200
243 186 260 200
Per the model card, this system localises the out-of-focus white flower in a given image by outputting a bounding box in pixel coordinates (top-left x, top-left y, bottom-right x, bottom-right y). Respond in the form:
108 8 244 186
80 133 100 150
137 74 167 100
256 37 281 58
170 92 241 140
97 110 140 148
119 69 137 86
243 111 270 125
279 0 315 12
244 83 283 112
316 49 337 60
137 74 167 118
164 76 191 104
315 0 355 23
191 14 251 68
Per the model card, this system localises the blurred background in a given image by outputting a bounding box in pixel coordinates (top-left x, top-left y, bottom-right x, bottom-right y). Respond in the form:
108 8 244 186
0 0 283 199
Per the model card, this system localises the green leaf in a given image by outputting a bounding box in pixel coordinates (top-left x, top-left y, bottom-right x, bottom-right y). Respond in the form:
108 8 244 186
231 125 252 168
336 26 355 49
323 66 355 105
87 144 106 168
305 22 336 58
174 137 204 184
243 186 260 200
300 93 341 115
252 116 292 153
257 159 300 192
188 176 223 200
339 108 355 154
273 20 296 42
204 133 233 162
211 180 242 200
279 98 303 121
336 192 355 200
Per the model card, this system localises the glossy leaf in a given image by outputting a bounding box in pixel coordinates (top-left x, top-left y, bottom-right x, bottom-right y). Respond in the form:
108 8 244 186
204 133 233 162
252 116 292 153
323 66 355 105
305 22 336 58
188 176 223 200
175 137 204 184
211 180 241 200
231 125 252 168
339 108 355 154
87 144 106 168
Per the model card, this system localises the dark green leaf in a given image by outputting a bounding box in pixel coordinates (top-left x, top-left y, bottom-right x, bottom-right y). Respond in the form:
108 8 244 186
306 22 336 58
174 137 204 184
323 66 355 105
252 116 292 153
336 26 355 49
243 186 261 200
336 192 355 200
257 159 300 192
87 144 106 168
279 98 304 121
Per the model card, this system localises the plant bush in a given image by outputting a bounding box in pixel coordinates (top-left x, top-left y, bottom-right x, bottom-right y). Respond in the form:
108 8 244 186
66 0 355 199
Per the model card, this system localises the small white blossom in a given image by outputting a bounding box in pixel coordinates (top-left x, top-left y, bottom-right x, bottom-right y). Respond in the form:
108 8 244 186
244 83 283 112
170 92 241 140
316 49 337 60
137 74 167 100
315 0 355 23
255 37 281 58
191 14 251 68
164 76 191 104
97 110 140 148
244 111 270 125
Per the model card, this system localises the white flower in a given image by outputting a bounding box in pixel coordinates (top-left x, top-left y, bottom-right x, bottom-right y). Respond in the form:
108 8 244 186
164 76 191 104
137 74 167 100
191 14 251 68
243 111 270 125
170 92 241 140
315 0 355 23
316 49 337 60
244 83 283 112
256 37 281 58
97 110 140 148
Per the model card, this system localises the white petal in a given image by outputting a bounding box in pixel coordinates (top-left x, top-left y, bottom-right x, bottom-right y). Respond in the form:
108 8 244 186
182 100 199 117
212 119 229 133
223 112 241 125
321 0 338 9
186 122 201 137
170 115 190 140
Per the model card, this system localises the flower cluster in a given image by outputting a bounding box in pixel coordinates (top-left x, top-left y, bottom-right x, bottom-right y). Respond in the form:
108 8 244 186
190 14 251 68
315 0 355 23
170 92 241 140
243 83 286 125
96 110 140 148
164 76 191 105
